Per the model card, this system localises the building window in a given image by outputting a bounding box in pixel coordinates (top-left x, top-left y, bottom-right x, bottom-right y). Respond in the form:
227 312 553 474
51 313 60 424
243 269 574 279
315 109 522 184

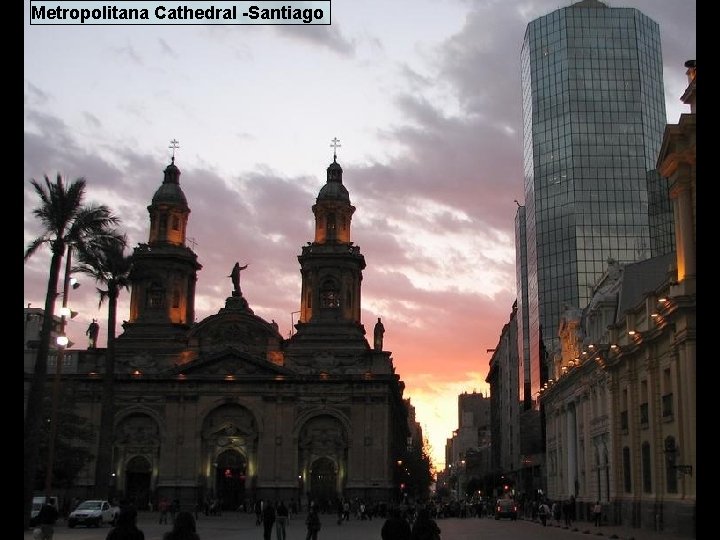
172 287 180 309
622 446 632 493
662 393 674 418
327 213 337 240
662 368 673 418
172 216 180 230
639 403 649 426
642 442 652 493
664 437 678 494
147 283 165 309
620 410 629 432
320 279 340 308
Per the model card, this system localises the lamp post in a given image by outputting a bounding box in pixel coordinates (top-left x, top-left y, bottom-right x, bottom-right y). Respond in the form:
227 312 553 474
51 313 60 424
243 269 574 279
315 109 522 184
44 244 76 496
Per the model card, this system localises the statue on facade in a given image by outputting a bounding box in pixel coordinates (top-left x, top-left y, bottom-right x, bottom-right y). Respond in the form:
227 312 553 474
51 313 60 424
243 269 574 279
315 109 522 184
373 317 385 351
86 319 99 349
229 262 248 296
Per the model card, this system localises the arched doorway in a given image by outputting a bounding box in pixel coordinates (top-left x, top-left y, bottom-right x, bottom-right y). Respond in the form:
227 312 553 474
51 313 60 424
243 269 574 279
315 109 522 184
215 450 246 511
310 457 337 506
125 456 152 510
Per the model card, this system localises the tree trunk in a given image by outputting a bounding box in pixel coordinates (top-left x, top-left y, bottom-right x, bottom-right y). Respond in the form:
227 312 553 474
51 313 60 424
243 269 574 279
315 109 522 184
94 289 118 500
24 246 63 530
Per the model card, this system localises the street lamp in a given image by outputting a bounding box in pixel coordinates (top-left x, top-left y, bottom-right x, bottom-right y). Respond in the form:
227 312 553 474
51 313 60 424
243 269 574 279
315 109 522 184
44 244 78 497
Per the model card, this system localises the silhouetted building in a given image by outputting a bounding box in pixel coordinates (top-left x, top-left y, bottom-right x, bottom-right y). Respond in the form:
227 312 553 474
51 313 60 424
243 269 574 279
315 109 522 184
26 154 412 509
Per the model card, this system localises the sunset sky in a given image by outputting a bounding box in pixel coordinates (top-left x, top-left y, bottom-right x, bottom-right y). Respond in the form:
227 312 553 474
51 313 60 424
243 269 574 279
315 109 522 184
24 0 696 469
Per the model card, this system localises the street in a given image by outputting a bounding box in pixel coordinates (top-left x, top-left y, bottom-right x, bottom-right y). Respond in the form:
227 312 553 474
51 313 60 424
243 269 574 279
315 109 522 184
23 511 690 540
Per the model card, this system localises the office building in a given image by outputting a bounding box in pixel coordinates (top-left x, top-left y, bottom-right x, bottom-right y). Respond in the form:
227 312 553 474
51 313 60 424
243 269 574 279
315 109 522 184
519 0 668 404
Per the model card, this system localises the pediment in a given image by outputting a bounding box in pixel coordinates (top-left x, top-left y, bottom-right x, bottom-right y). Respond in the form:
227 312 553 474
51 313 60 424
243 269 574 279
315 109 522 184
175 347 293 377
188 309 282 356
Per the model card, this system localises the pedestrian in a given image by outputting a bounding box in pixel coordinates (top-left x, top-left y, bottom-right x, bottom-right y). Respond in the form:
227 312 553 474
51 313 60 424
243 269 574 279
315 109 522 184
106 506 145 540
255 499 263 526
593 501 602 527
159 497 170 524
275 500 289 540
538 501 550 527
381 506 411 540
305 503 321 540
410 507 441 540
32 502 59 540
552 500 561 526
563 499 573 527
163 511 200 540
262 500 276 540
171 498 180 522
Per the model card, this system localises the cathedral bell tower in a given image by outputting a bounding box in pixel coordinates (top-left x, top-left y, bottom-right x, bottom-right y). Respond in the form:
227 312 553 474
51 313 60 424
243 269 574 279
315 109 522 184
125 157 202 333
289 145 369 353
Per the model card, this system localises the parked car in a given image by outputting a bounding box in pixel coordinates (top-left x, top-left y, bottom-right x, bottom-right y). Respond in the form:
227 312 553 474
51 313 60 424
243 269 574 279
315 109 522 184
30 496 59 526
495 498 518 520
67 500 119 528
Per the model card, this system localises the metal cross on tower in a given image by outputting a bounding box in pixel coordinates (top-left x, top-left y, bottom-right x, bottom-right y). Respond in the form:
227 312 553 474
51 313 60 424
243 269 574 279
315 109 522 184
169 139 180 161
330 137 341 161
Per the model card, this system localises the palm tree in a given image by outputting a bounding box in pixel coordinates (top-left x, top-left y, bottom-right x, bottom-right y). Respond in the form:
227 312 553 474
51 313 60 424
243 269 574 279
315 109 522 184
23 173 121 529
73 235 132 500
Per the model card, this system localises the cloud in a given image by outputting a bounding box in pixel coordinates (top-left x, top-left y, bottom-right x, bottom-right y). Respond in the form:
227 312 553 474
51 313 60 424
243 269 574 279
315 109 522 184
24 81 49 106
275 23 356 56
111 43 144 65
158 37 179 58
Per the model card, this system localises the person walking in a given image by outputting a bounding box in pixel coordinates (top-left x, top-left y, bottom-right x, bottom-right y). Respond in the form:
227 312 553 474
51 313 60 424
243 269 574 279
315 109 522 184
275 500 289 540
106 506 145 540
163 511 200 540
593 501 602 527
552 500 561 526
33 501 59 540
381 506 411 540
538 501 550 527
305 503 321 540
410 507 441 540
262 500 276 540
159 497 170 524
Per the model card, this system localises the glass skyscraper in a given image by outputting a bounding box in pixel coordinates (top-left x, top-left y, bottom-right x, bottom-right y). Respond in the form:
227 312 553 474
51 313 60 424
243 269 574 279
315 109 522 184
519 0 667 404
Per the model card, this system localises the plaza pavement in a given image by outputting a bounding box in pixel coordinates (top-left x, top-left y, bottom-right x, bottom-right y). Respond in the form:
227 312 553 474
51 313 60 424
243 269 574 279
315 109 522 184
23 510 693 540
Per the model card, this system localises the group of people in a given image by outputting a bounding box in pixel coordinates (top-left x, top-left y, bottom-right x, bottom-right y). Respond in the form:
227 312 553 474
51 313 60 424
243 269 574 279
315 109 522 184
533 496 576 528
254 499 320 540
381 506 442 540
106 506 200 540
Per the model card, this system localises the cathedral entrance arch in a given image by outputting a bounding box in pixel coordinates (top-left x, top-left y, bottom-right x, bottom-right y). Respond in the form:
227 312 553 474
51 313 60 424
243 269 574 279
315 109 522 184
298 414 348 505
125 456 152 510
215 450 247 511
309 457 337 506
114 412 160 509
201 403 258 510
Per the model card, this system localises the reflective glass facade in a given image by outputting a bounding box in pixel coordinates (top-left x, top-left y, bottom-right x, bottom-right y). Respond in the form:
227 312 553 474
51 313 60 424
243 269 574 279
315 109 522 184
519 1 666 404
514 205 531 410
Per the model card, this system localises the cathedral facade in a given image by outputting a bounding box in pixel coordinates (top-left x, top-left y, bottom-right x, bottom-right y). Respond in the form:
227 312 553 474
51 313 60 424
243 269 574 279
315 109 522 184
60 155 409 510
